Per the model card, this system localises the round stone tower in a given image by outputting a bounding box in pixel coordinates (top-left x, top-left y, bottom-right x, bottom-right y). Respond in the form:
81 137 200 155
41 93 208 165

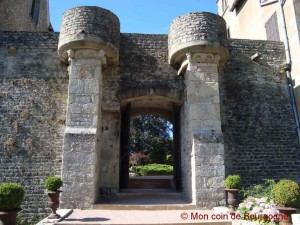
58 6 120 209
168 12 228 70
58 6 120 65
168 12 228 207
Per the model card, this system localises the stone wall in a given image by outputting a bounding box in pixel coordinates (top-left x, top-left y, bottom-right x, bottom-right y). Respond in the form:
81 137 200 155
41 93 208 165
0 31 68 220
168 12 228 68
99 33 183 195
58 6 120 65
220 39 300 185
118 33 181 93
0 0 50 32
1 21 300 220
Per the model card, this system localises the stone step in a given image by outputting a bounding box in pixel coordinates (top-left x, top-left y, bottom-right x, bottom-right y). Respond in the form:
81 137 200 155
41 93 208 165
95 191 194 210
93 203 197 210
127 177 173 189
56 209 233 225
119 188 179 195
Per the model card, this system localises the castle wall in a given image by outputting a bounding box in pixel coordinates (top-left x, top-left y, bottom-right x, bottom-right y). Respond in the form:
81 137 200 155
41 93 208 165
0 0 50 32
0 19 300 220
0 32 68 220
220 39 300 185
118 33 182 93
100 33 183 195
168 12 228 207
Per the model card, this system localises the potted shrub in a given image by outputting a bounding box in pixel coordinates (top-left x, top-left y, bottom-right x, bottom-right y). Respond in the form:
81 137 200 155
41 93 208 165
45 176 63 219
271 179 300 225
224 175 241 208
0 183 25 225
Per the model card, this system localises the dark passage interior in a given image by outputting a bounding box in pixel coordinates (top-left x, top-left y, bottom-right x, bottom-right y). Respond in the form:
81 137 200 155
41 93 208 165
120 102 182 193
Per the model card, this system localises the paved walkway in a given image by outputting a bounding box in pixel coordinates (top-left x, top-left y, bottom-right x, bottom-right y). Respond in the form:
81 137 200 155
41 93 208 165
56 209 233 225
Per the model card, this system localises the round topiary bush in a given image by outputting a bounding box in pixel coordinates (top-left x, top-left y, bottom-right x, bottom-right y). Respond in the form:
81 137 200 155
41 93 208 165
45 176 63 192
271 179 300 208
0 183 25 211
225 175 241 189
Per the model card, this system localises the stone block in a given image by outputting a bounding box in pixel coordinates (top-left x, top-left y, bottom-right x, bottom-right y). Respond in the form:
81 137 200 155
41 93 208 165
188 103 221 121
68 103 82 114
84 80 100 94
193 130 224 144
188 88 220 104
61 132 99 208
196 165 218 177
68 79 84 94
82 103 97 114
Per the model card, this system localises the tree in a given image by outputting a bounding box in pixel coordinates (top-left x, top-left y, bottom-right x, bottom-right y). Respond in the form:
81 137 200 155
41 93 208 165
129 115 173 164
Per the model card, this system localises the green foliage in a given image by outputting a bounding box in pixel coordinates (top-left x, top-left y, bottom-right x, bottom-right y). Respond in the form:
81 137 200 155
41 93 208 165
225 175 241 189
45 176 63 191
129 115 173 164
271 179 300 208
241 179 276 199
134 164 173 176
0 183 25 211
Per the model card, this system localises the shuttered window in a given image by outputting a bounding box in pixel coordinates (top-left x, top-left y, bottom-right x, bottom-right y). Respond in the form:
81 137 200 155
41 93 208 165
30 0 41 25
265 12 280 41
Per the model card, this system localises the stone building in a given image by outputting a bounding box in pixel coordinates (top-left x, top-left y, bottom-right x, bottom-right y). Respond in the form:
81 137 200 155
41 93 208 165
217 0 300 115
0 0 51 32
0 1 299 220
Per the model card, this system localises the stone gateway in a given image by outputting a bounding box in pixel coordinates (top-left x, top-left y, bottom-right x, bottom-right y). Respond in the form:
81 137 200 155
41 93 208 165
0 2 299 221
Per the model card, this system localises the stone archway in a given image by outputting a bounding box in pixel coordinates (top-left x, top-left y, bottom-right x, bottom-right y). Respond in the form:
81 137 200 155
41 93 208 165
118 87 183 192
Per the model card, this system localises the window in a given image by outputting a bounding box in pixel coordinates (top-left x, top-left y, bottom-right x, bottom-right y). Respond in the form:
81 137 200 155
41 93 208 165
265 12 280 41
30 0 41 25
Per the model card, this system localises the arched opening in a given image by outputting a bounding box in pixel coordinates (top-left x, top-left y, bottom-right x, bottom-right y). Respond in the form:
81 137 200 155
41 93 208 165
118 88 182 193
127 115 174 190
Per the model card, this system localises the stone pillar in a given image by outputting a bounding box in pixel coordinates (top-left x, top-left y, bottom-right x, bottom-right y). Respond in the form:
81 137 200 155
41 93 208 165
57 6 120 208
168 12 228 207
185 53 225 207
61 49 106 208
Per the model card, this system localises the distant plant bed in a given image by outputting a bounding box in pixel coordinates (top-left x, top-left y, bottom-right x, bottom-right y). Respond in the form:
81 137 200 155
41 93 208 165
134 164 173 176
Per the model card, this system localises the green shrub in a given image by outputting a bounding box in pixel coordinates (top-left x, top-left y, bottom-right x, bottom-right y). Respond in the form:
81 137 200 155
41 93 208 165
241 179 275 199
0 183 25 211
225 175 241 189
134 164 173 176
45 176 63 191
271 179 300 208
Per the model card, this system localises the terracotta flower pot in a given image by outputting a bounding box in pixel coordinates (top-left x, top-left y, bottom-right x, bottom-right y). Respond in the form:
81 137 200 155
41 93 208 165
225 188 239 207
0 210 19 225
277 207 297 225
47 191 61 219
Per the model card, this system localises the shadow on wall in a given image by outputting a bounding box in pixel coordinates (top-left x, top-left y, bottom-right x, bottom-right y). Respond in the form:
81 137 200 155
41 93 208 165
220 40 299 186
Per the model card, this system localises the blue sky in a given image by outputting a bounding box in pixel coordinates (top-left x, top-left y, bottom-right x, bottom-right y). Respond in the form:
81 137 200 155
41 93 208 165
49 1 217 34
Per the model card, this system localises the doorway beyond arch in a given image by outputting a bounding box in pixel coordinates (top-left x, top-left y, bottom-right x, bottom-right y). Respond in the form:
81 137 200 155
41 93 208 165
117 87 183 192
